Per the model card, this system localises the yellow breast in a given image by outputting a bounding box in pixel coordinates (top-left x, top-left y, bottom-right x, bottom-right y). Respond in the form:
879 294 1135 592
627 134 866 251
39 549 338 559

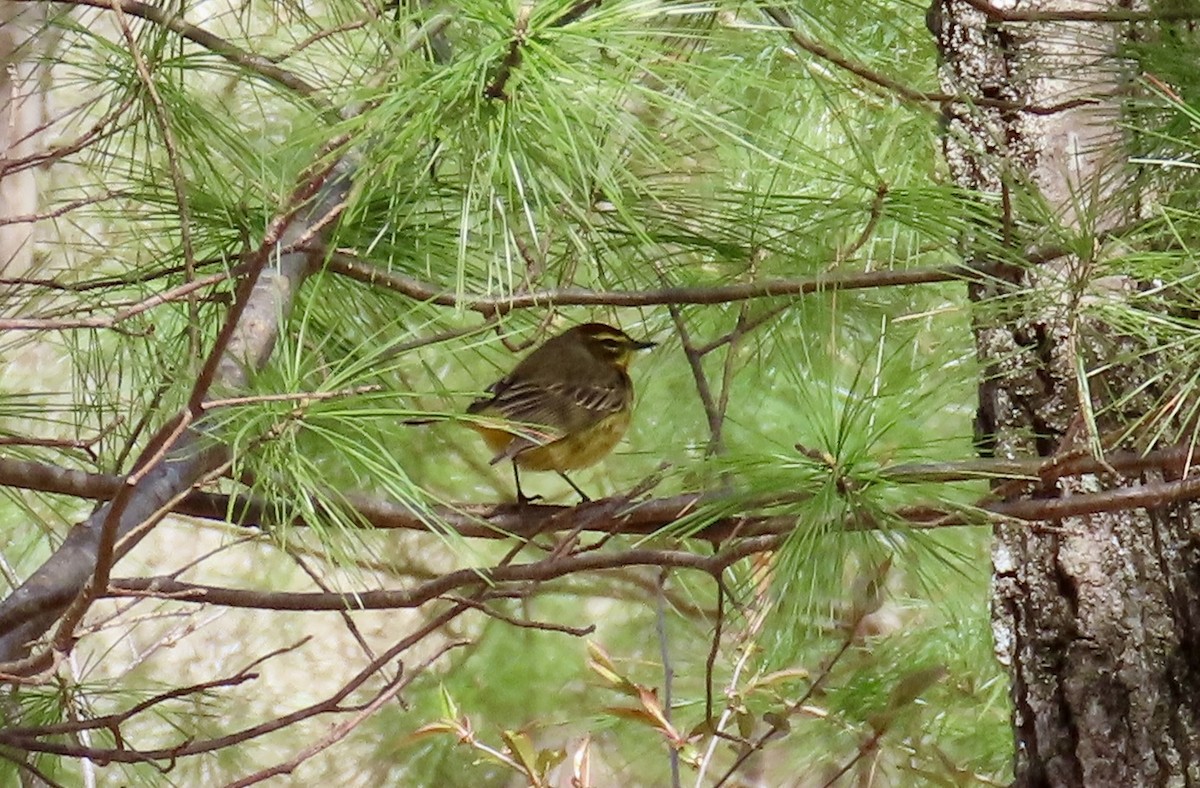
473 410 633 472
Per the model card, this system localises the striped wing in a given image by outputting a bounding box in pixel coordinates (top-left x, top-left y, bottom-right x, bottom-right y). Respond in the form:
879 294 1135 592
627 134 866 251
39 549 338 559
471 377 630 436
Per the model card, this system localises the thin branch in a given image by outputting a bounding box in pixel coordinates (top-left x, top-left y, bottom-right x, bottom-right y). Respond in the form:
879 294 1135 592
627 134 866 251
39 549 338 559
0 190 125 227
0 256 228 293
668 304 724 452
4 673 258 739
200 385 381 411
961 0 1200 23
444 595 596 636
104 537 782 612
836 182 889 263
0 269 236 331
0 605 468 763
327 253 970 312
484 3 531 100
656 569 681 788
704 577 724 723
0 95 136 178
817 728 887 788
286 550 378 665
4 637 308 745
0 416 122 461
268 18 371 63
224 638 470 787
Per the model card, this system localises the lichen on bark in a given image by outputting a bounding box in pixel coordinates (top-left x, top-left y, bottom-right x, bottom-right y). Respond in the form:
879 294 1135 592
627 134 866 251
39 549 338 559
932 0 1200 784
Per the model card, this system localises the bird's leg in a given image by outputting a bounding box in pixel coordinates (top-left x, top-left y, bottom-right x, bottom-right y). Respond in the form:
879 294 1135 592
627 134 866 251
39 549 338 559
557 472 591 503
513 463 541 505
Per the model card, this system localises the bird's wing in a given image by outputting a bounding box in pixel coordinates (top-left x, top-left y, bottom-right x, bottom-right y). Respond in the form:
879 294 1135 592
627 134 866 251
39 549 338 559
471 377 630 435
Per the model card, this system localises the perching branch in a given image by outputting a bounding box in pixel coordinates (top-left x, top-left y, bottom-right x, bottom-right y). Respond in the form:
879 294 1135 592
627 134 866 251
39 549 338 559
1 443 1199 551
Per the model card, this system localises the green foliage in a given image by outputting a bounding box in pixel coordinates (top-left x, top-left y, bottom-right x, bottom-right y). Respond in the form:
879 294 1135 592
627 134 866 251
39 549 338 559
24 0 1200 784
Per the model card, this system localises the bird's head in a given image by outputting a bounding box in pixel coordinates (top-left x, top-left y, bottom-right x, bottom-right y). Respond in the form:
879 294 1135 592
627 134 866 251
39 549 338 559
571 323 656 369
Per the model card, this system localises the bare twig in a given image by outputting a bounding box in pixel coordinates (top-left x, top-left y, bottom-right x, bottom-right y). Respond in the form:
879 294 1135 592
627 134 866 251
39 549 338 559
2 638 309 740
200 385 381 411
0 190 125 227
1 606 468 764
0 257 227 293
225 638 470 787
445 595 596 637
668 304 724 452
268 18 371 63
0 95 136 178
104 537 783 612
286 550 379 664
656 569 681 788
704 578 724 723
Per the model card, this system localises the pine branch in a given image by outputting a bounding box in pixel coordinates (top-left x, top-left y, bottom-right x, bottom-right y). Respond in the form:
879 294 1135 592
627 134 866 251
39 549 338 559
1 445 1198 570
0 151 354 670
14 0 331 113
327 254 973 313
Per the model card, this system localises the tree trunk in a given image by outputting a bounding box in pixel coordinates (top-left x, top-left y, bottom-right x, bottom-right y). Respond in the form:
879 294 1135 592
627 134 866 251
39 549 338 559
931 1 1200 784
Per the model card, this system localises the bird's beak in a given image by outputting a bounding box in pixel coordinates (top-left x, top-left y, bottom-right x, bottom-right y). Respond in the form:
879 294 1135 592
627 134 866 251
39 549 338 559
632 338 656 350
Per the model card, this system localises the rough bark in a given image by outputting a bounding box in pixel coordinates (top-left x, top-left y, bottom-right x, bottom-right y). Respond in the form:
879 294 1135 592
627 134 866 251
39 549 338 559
932 1 1200 785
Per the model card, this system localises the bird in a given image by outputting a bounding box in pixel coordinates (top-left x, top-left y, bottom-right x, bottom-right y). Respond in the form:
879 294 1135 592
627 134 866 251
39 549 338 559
466 322 655 503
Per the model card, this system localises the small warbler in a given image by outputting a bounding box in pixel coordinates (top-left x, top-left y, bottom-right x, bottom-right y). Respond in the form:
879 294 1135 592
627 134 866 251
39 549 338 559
467 322 655 503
